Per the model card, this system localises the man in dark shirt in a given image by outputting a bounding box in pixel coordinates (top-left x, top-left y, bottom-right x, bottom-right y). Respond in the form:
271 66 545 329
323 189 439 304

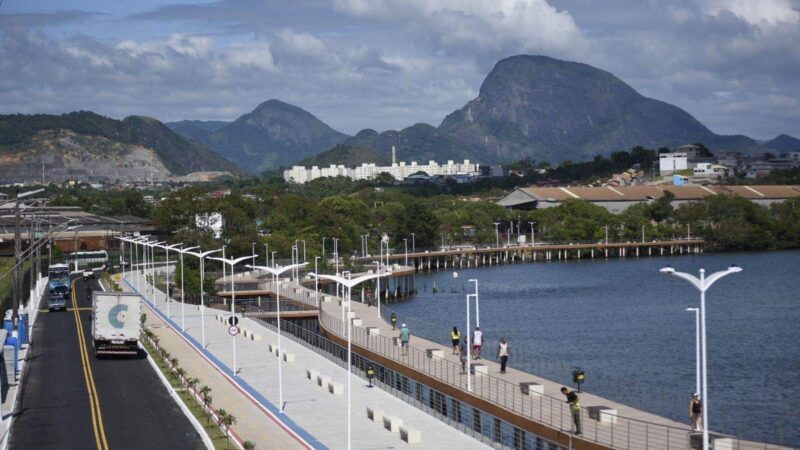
561 387 582 435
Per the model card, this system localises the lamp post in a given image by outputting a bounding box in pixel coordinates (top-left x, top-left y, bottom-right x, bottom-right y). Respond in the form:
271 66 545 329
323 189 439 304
156 242 183 315
528 221 536 247
176 246 200 331
410 232 415 253
403 238 408 266
686 307 701 397
185 248 222 349
310 271 391 450
264 243 269 267
314 256 320 307
493 222 500 248
146 241 165 302
605 225 609 245
453 272 479 392
660 266 742 450
322 236 327 261
246 262 307 413
210 255 255 375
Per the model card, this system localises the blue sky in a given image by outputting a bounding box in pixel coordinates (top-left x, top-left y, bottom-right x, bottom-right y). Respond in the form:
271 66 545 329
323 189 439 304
1 0 798 140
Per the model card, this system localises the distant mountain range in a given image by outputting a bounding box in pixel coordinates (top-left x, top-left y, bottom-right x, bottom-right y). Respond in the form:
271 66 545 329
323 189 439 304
176 55 795 171
167 100 348 174
0 112 243 184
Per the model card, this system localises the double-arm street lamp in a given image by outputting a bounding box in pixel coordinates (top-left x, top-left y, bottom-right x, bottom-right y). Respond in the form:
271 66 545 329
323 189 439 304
176 246 200 331
246 262 307 412
660 265 742 450
310 271 390 450
156 242 183 315
184 248 222 349
210 255 256 375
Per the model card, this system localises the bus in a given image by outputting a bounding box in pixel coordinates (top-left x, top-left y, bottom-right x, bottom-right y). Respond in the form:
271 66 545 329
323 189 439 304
68 250 109 269
48 263 71 295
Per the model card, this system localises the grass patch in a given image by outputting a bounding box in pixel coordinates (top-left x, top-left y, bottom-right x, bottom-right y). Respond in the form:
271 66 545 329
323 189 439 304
141 337 237 449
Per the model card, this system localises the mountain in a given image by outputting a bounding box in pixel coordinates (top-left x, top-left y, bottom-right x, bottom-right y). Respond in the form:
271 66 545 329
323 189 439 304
171 100 349 174
759 134 800 153
166 120 228 146
297 144 391 168
336 55 759 166
0 111 244 183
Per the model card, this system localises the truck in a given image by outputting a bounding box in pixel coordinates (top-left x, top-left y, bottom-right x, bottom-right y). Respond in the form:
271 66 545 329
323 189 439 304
92 292 141 357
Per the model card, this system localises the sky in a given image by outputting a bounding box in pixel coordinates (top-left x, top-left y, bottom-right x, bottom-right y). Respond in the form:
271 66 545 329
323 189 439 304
0 0 798 140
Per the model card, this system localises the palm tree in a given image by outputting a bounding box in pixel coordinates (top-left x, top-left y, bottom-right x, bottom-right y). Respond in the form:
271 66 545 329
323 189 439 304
199 386 212 423
216 409 229 443
187 377 199 393
243 441 256 450
175 367 187 385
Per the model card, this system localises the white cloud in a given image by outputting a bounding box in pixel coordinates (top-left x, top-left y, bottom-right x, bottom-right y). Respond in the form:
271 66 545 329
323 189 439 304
277 29 326 56
703 0 800 25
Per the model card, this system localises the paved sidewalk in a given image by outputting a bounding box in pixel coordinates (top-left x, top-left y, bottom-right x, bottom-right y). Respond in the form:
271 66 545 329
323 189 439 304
126 271 491 450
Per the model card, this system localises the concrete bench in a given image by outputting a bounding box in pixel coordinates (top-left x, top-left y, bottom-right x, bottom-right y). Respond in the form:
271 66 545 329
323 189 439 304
346 311 356 319
383 415 403 433
317 374 331 388
366 406 384 423
268 343 279 355
339 300 350 307
242 328 251 338
712 438 734 450
307 369 320 381
520 382 544 396
426 349 444 359
587 406 618 424
400 426 422 444
351 318 362 327
250 332 262 341
328 381 344 395
282 352 296 363
470 363 488 376
366 327 380 336
323 295 333 302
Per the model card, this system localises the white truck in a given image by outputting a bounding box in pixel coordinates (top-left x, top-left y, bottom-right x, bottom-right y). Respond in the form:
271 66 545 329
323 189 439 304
92 292 141 357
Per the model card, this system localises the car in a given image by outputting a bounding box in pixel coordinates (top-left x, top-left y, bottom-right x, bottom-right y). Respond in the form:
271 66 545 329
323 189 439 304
83 270 95 280
48 294 67 312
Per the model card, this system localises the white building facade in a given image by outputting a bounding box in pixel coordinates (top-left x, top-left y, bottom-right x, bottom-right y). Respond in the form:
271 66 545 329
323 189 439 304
284 159 479 184
659 152 688 175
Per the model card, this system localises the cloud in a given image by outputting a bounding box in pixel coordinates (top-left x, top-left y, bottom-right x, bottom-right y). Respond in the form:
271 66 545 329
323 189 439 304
0 10 101 29
703 0 800 25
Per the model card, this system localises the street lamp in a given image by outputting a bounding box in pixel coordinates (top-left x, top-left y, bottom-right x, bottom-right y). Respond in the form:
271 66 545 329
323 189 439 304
453 272 479 392
176 246 200 331
314 256 321 307
322 236 327 261
660 265 742 450
493 222 500 248
210 255 256 375
310 271 391 450
403 238 408 266
156 242 183 315
184 248 223 349
246 262 307 413
410 233 415 253
145 241 165 302
686 307 701 397
528 221 536 247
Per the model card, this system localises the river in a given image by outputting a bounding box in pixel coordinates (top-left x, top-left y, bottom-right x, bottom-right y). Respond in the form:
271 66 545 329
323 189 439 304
385 249 800 447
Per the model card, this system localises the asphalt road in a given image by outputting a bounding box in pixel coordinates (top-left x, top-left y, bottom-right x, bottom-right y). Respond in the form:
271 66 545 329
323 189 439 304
9 274 206 450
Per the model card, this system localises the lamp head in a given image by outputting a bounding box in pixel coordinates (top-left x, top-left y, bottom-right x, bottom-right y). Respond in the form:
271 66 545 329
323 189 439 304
452 272 458 279
728 265 742 273
686 307 698 312
659 267 675 274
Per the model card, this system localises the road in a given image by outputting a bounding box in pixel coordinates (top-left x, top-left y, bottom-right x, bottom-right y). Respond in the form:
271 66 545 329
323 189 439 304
9 274 206 450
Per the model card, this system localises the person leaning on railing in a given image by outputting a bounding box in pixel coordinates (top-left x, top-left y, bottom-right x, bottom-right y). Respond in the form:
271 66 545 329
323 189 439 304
561 387 582 436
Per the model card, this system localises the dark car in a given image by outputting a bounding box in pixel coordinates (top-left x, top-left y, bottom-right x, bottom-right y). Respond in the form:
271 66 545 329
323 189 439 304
48 294 67 312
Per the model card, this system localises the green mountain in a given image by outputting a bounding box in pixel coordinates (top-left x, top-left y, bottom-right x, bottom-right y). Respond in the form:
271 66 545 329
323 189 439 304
165 120 228 145
0 111 245 180
171 100 349 174
337 55 759 165
759 134 800 153
296 144 391 168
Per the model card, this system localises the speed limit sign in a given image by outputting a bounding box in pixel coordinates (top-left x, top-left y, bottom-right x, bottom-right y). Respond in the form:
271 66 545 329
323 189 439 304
228 325 240 336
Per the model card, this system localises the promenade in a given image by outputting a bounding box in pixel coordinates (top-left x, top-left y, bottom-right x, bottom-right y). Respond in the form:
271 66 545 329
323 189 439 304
263 278 791 450
122 270 492 450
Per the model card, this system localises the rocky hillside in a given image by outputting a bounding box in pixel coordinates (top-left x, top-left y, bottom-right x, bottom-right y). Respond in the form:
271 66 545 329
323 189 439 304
170 100 349 174
0 112 244 183
759 134 800 153
296 144 391 168
338 55 759 165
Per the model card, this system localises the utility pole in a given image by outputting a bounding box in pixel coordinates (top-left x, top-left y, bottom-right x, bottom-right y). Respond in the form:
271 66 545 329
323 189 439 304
13 190 21 334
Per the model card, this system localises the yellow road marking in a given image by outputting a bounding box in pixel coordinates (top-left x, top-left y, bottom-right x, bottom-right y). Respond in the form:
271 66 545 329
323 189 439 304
39 307 92 313
71 279 110 450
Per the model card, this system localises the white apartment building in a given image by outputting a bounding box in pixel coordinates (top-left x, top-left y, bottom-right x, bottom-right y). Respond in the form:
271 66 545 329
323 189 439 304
659 152 688 175
284 159 479 184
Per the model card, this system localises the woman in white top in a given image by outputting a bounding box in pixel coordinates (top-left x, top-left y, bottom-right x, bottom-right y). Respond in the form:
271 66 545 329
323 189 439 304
472 327 483 359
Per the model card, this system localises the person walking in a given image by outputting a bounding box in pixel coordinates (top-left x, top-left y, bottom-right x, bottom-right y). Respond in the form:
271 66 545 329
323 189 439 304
399 323 410 356
497 337 510 374
390 312 397 330
472 326 483 359
690 393 703 431
459 338 468 374
451 326 461 354
561 387 582 436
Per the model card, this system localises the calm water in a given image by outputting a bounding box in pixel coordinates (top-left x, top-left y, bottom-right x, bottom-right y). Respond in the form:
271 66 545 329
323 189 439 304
387 250 800 447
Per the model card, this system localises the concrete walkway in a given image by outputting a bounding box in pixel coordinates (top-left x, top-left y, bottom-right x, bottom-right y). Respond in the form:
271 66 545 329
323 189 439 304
125 271 492 450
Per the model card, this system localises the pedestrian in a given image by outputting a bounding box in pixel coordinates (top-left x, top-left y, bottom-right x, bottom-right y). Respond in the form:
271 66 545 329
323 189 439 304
459 338 468 374
497 337 510 373
472 326 483 359
561 387 582 436
399 323 410 356
451 326 461 354
690 393 703 431
390 312 397 330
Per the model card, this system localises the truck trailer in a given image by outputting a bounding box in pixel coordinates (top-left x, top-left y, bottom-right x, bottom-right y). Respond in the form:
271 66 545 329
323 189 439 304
92 292 141 357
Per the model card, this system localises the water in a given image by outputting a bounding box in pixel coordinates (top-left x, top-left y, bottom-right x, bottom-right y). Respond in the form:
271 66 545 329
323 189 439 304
387 250 800 447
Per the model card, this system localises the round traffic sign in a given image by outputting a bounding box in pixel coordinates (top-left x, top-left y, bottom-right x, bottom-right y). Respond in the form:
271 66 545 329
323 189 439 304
228 325 240 336
228 316 239 326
